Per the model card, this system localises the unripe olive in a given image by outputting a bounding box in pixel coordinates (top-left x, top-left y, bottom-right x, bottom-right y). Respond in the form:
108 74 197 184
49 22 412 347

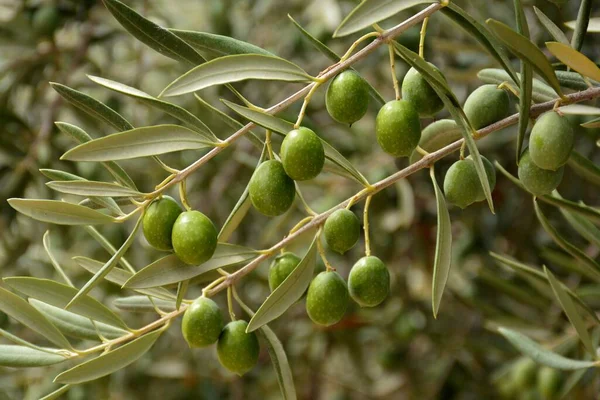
466 155 496 202
348 256 390 307
464 84 510 130
325 70 369 125
181 297 224 348
323 209 361 254
375 100 421 157
443 159 481 209
248 160 295 216
306 271 349 326
518 149 564 196
217 320 260 376
269 252 301 291
142 196 182 251
32 5 61 38
172 210 218 265
529 111 574 171
537 366 561 399
280 127 325 181
401 65 444 117
512 358 537 390
410 119 462 163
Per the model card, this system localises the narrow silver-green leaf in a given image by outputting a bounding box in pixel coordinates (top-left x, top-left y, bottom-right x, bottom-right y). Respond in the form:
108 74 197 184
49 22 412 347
113 296 176 313
410 119 462 164
570 0 592 51
47 180 142 198
54 330 162 384
169 29 274 59
3 277 128 329
514 0 532 161
498 327 597 370
0 345 67 368
533 7 570 45
102 0 203 65
124 244 257 289
0 287 72 349
161 54 311 97
430 168 452 318
39 385 73 400
561 205 600 248
547 41 600 82
565 17 600 32
247 235 317 332
334 0 434 37
61 125 216 162
544 267 595 355
87 75 218 142
8 199 115 225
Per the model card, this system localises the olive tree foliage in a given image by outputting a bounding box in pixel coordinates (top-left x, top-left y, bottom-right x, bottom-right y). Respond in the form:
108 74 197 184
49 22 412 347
1 0 600 398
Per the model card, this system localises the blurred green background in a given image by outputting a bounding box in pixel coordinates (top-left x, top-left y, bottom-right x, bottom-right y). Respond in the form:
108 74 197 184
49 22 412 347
1 0 600 399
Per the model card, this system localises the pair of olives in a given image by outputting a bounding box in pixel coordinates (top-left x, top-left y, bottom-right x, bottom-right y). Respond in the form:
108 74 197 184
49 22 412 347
496 358 562 399
181 297 259 376
517 111 573 196
143 196 217 265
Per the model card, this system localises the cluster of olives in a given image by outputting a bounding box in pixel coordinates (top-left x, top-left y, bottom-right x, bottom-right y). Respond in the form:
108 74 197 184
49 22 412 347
518 111 573 196
269 209 390 326
142 196 218 265
495 358 562 399
181 297 259 376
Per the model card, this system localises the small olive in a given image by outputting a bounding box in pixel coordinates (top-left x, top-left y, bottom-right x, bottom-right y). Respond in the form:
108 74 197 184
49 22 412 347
306 271 349 326
401 65 444 117
537 366 562 399
348 256 390 307
326 70 370 125
512 358 537 390
518 149 564 196
172 210 218 265
181 297 224 348
217 320 260 376
323 209 361 254
280 127 325 181
529 111 574 171
443 159 481 209
32 5 61 38
248 160 296 216
375 100 421 157
142 196 182 251
464 84 510 130
268 252 301 291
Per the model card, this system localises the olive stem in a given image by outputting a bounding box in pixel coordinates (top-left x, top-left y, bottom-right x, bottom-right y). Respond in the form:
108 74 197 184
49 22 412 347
289 216 314 235
419 17 429 58
497 81 520 99
202 276 227 297
339 31 381 62
459 142 466 160
416 145 430 157
154 157 180 174
265 130 274 160
316 230 335 272
154 174 176 191
388 43 401 100
295 184 318 216
227 286 236 321
294 82 322 128
178 180 192 211
363 195 374 257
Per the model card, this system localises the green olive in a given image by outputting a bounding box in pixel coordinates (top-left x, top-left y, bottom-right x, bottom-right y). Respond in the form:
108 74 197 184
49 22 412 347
280 127 325 181
306 271 349 326
512 358 537 390
32 5 61 38
323 209 361 254
171 210 218 265
518 149 564 196
464 84 510 130
375 100 421 157
217 320 260 376
529 111 574 171
443 159 481 209
537 366 562 399
325 70 369 125
348 256 390 307
181 297 223 348
142 196 182 251
401 65 444 117
248 160 296 216
268 252 301 291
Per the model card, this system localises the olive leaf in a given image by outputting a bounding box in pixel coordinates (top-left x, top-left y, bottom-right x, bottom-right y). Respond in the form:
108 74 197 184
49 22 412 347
169 29 274 59
247 235 318 332
544 267 595 356
429 168 452 318
514 0 532 161
113 296 177 313
102 0 204 66
46 181 142 198
410 120 462 164
54 330 163 384
546 42 600 82
161 54 312 97
565 17 600 32
497 327 597 370
0 345 67 368
333 0 434 37
61 125 217 162
570 0 593 51
0 287 72 349
560 204 600 248
533 7 570 45
39 385 73 400
486 19 563 97
8 199 116 225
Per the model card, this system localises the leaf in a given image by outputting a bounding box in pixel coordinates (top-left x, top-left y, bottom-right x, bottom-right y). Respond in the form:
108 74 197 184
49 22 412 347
102 0 203 65
55 330 162 384
333 0 433 37
410 119 462 163
3 277 128 329
514 0 532 161
8 199 115 225
50 83 133 131
570 0 593 51
39 385 73 400
0 345 67 368
429 168 452 318
87 75 218 142
55 122 137 190
497 327 597 370
222 100 370 186
544 267 595 355
533 7 570 45
476 68 560 103
558 104 600 115
161 54 311 97
113 296 176 313
556 70 594 90
486 19 563 97
234 291 296 400
169 29 274 59
441 3 519 84
247 235 317 332
559 200 600 248
288 15 385 107
534 200 600 283
47 181 142 198
547 42 600 82
30 299 127 341
61 125 216 162
565 17 600 32
74 257 175 300
124 244 257 289
0 287 72 349
67 215 142 309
